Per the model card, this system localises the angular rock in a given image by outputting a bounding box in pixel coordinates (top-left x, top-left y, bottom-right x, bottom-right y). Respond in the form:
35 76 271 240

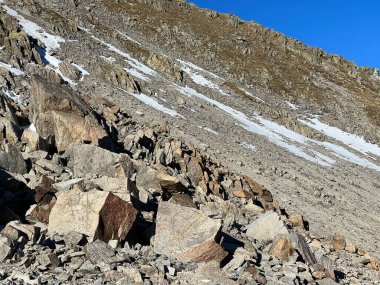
154 201 227 263
84 240 117 265
88 176 138 201
25 197 56 224
48 188 137 242
0 144 27 174
58 61 81 81
31 175 56 204
269 235 296 261
21 128 48 153
246 211 288 241
67 144 134 178
36 253 60 269
289 231 317 265
29 75 110 152
0 234 15 262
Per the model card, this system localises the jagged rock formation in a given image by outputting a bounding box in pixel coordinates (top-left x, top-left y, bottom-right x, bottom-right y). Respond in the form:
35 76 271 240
0 0 379 284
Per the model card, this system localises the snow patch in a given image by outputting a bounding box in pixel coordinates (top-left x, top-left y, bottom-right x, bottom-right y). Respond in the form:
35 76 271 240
85 31 156 80
124 67 149 82
72 63 89 81
116 30 140 45
299 117 380 158
117 88 184 118
240 142 256 152
28 123 37 133
100 56 116 62
286 101 299 110
3 6 76 85
2 88 20 102
177 59 228 96
176 85 380 171
197 126 218 135
0 61 25 76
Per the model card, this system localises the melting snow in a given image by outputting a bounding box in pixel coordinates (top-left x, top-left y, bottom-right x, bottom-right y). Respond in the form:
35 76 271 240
177 59 228 96
28 123 37 133
299 117 380 158
0 62 25 76
3 6 76 85
72 63 89 81
241 89 265 103
198 126 218 135
240 142 256 152
176 85 380 171
100 56 116 62
117 88 183 118
286 101 299 110
84 30 156 80
116 30 140 45
2 88 20 102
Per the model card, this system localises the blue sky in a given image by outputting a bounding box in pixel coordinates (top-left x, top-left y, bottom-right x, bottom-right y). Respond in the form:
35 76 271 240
189 0 380 69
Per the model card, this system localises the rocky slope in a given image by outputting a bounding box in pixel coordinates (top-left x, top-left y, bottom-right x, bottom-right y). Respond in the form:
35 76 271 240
0 0 379 284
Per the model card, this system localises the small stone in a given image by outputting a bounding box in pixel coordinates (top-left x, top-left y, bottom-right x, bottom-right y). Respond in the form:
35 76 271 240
345 242 357 253
36 253 60 269
85 240 117 265
108 240 119 249
331 236 346 251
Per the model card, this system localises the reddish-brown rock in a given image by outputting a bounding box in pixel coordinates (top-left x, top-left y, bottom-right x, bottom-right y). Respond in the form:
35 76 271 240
48 188 137 242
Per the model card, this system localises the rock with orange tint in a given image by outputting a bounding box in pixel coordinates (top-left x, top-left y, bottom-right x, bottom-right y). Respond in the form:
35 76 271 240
269 235 295 261
331 235 346 251
154 201 227 263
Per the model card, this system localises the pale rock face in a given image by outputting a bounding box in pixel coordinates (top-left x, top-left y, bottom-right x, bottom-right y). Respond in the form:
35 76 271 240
48 188 137 242
29 75 110 152
154 201 227 263
66 144 134 178
246 211 288 241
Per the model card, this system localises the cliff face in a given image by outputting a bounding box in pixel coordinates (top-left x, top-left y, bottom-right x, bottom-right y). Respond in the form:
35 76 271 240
0 0 380 284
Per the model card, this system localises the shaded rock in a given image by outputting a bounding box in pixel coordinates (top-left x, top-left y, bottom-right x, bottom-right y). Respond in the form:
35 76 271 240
63 231 86 248
246 211 288 241
31 175 56 204
36 253 60 269
154 201 227 263
48 188 137 242
67 144 134 178
169 193 196 208
58 61 81 81
29 75 110 152
84 240 117 265
25 198 56 224
21 128 48 153
289 231 317 265
0 144 27 174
